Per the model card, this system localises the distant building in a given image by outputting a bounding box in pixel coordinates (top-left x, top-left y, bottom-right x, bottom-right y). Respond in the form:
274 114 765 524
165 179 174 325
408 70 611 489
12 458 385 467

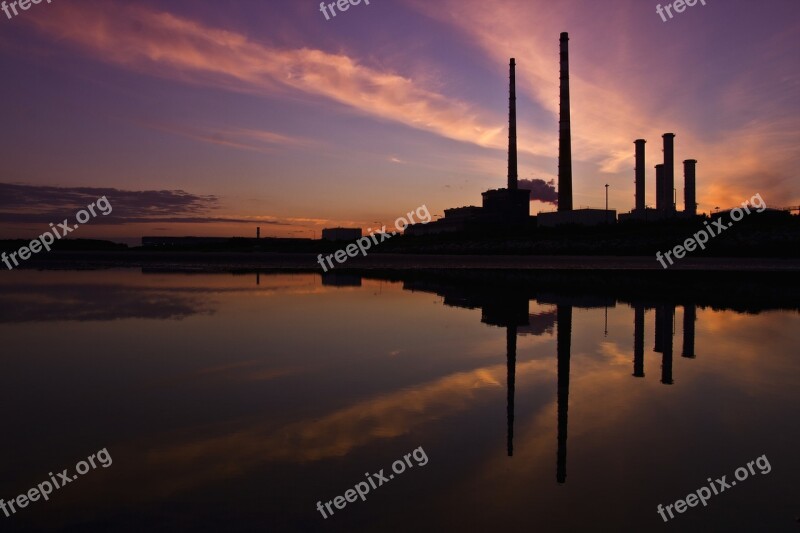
537 209 617 228
142 236 230 247
322 227 362 241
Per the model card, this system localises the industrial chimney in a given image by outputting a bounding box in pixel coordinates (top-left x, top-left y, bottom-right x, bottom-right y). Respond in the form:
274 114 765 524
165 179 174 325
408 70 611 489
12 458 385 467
683 159 697 216
634 139 646 212
507 58 518 190
558 32 573 211
655 164 665 212
663 133 676 214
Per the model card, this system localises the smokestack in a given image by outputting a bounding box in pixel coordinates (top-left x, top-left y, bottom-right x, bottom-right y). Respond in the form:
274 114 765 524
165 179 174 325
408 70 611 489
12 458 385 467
663 133 676 214
655 164 665 212
683 159 697 215
634 139 646 212
256 226 260 239
507 58 518 190
558 32 573 211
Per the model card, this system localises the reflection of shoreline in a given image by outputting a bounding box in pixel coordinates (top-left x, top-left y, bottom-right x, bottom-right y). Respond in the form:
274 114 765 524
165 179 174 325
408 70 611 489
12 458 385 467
15 250 800 272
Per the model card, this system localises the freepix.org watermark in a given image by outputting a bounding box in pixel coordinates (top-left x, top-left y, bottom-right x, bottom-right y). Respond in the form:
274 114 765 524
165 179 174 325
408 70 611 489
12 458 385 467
315 446 428 519
317 204 431 272
657 454 771 523
1 0 54 21
656 0 707 23
319 0 371 21
1 448 112 519
656 193 766 269
1 195 113 270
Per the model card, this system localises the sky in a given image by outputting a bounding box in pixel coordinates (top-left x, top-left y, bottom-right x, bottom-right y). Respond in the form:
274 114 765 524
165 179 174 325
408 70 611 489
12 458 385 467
0 0 798 243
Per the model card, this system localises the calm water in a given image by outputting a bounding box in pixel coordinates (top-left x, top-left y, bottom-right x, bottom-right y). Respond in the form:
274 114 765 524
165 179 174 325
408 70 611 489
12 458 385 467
1 269 798 532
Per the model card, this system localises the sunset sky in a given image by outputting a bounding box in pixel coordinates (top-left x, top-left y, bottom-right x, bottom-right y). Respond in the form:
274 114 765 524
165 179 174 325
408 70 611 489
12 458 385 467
1 0 797 243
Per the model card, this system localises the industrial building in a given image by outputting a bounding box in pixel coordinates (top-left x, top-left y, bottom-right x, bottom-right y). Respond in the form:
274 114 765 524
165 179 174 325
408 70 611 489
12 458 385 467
321 227 362 241
618 133 701 222
407 31 704 235
406 57 531 236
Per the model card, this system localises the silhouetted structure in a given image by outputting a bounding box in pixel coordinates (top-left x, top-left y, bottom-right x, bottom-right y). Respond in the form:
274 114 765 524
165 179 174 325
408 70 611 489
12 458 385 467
684 160 698 216
620 135 702 221
655 164 666 213
634 139 646 212
508 58 518 191
406 58 530 235
663 133 676 214
558 32 573 212
321 228 362 241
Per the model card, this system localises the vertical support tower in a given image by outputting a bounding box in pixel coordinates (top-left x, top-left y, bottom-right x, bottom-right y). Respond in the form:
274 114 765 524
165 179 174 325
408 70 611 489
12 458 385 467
683 159 697 216
634 139 646 212
655 164 665 212
663 133 676 214
558 32 573 211
508 58 518 190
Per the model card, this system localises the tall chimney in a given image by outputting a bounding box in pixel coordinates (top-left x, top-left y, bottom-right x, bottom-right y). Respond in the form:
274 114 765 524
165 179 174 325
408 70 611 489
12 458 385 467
558 32 573 211
507 58 518 190
663 133 676 214
655 164 665 212
683 159 697 215
634 139 646 212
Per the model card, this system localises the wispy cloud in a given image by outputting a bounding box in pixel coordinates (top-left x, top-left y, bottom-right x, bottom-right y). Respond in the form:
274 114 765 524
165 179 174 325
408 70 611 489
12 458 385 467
0 183 289 225
27 2 514 153
139 122 316 154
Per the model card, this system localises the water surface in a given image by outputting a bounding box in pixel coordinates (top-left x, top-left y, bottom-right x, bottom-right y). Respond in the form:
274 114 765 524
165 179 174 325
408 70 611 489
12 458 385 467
0 269 797 532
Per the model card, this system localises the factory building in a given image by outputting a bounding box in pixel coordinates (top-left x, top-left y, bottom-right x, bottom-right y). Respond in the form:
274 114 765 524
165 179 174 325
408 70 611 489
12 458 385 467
321 227 362 241
407 31 703 235
406 57 531 236
619 133 701 222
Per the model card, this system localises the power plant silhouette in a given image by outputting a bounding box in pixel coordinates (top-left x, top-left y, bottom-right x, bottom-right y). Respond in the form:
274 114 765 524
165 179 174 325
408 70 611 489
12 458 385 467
407 31 702 236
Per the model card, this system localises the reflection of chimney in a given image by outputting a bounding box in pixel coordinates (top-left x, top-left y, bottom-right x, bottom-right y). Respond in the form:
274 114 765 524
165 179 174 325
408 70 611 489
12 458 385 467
663 133 676 214
683 159 697 216
558 32 573 211
556 305 572 483
657 304 675 385
655 164 665 212
682 304 696 358
507 326 516 457
634 140 646 212
507 59 518 190
633 304 645 377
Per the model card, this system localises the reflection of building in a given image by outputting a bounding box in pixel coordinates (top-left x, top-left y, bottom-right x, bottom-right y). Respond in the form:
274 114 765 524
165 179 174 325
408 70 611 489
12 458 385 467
321 228 361 241
321 272 362 287
633 303 645 377
556 305 571 484
393 271 716 484
682 304 696 358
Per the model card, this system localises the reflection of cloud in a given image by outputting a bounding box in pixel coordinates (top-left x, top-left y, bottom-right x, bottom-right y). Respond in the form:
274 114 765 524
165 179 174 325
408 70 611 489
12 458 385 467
107 360 552 497
0 282 216 323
